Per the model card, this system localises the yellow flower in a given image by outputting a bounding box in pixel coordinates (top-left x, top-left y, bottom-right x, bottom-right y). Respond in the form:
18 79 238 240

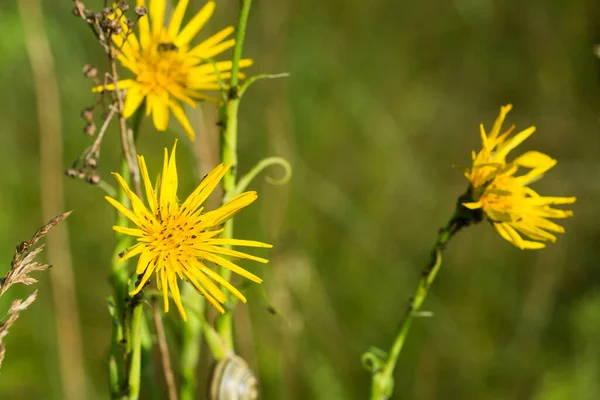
463 104 576 250
97 0 252 141
106 141 271 320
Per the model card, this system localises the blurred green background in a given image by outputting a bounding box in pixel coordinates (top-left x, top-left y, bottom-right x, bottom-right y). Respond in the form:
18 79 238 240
1 0 599 399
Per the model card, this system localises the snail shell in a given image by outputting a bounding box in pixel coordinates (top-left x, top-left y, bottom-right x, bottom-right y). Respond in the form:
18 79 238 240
209 355 259 400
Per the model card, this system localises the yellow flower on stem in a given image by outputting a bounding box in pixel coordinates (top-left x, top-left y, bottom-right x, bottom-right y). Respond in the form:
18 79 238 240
463 104 576 250
106 141 271 320
96 0 252 141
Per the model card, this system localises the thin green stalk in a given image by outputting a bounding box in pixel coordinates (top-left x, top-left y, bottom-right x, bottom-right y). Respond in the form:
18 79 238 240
368 193 481 400
216 0 253 352
109 158 133 399
109 105 144 399
179 286 205 400
126 299 144 400
229 0 252 90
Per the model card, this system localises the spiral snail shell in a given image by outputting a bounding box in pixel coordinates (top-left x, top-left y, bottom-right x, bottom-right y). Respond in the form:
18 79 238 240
209 355 259 400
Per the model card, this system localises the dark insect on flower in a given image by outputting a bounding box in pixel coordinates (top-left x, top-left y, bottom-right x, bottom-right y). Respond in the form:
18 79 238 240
157 42 178 52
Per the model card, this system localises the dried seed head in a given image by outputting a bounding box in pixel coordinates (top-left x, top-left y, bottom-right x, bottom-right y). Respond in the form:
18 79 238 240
102 7 112 17
73 1 84 16
78 170 86 179
81 107 94 122
82 64 98 79
86 174 101 185
119 2 129 12
84 123 96 136
65 168 78 178
107 19 121 34
125 19 135 30
86 158 98 169
134 5 147 17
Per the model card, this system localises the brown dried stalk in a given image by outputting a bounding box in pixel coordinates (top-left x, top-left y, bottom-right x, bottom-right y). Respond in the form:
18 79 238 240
0 211 72 368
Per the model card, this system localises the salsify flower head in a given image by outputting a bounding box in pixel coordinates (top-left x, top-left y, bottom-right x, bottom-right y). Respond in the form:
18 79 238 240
463 104 576 250
105 141 271 320
96 0 252 141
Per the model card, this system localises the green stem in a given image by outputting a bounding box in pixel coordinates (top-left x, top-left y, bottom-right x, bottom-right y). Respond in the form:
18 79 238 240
229 0 252 89
368 193 481 400
179 285 205 400
216 0 253 352
109 105 144 399
109 158 133 399
126 298 144 400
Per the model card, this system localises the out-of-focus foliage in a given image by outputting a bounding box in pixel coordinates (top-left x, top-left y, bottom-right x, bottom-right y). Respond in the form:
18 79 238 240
1 0 599 399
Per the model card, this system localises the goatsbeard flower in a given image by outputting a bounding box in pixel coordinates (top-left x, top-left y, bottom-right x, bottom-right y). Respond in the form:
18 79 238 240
106 141 271 320
96 0 251 141
463 104 576 250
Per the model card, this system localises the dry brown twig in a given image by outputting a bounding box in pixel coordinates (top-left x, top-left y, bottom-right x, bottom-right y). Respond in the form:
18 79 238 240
68 0 143 193
0 211 72 368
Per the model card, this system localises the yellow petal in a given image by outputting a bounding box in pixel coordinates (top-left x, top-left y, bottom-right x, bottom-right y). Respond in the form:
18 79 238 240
528 196 577 206
129 260 156 295
183 271 225 314
205 238 272 248
112 30 138 60
200 265 247 303
92 79 136 93
168 100 195 141
136 249 155 274
151 93 170 131
512 221 557 242
187 72 232 85
149 0 166 37
180 164 229 212
189 59 253 76
184 264 226 302
160 268 169 313
167 0 189 37
157 142 179 217
495 126 536 161
198 245 269 264
201 192 257 226
200 252 262 283
113 226 146 237
123 84 148 118
167 269 187 321
118 243 145 261
174 1 215 46
136 0 151 48
195 39 235 59
488 104 513 142
137 155 158 214
189 26 234 57
112 172 153 220
105 195 143 228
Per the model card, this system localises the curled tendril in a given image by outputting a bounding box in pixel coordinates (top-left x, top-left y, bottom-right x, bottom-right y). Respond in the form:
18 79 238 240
239 73 290 98
361 347 388 373
232 157 292 199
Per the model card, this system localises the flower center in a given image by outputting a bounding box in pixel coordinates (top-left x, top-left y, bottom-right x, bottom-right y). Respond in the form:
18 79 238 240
478 175 526 222
136 41 189 94
151 213 199 256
